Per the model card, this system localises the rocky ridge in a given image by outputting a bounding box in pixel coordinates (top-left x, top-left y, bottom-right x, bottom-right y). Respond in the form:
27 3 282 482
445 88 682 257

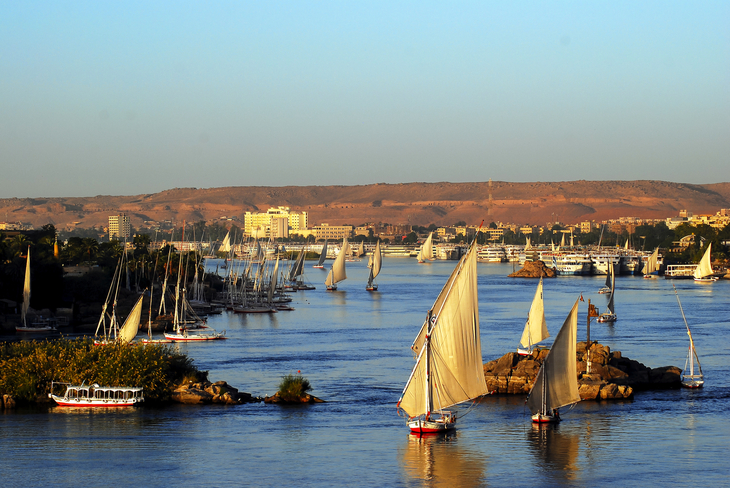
3 180 729 230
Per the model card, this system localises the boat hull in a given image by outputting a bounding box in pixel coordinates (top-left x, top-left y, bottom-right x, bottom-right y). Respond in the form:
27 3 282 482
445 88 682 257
532 412 560 423
163 331 226 341
50 395 140 407
597 313 617 323
408 417 455 434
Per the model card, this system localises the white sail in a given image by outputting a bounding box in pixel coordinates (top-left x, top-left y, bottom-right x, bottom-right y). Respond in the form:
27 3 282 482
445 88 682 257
525 236 531 250
398 242 489 418
693 243 714 279
642 248 659 275
624 239 629 250
518 278 549 351
357 241 365 257
117 294 144 344
316 240 328 266
21 246 31 327
560 233 565 248
527 299 581 416
606 262 616 314
221 231 231 253
327 238 349 286
417 233 434 262
367 240 382 288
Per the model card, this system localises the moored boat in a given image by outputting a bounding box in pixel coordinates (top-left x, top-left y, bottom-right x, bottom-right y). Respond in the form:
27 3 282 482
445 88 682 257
49 382 144 407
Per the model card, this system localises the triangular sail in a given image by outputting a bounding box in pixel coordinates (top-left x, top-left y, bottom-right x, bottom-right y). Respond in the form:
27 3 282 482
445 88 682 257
527 299 581 415
606 262 616 314
525 236 531 250
357 241 364 257
399 242 489 418
21 246 31 327
519 278 549 350
117 294 144 344
418 233 434 262
367 240 382 287
643 248 659 275
289 249 305 281
693 243 713 279
221 231 231 253
328 238 348 284
604 265 612 289
317 240 328 266
560 234 565 247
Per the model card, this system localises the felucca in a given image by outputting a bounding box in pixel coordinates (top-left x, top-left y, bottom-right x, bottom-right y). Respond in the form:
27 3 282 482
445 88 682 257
313 240 328 268
693 243 718 282
325 238 348 291
526 299 581 423
673 285 704 388
397 236 489 434
596 262 617 323
417 233 434 263
517 278 549 355
16 246 54 333
366 240 382 291
642 248 659 279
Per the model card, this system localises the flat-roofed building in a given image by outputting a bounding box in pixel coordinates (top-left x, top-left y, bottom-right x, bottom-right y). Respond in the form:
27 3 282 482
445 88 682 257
109 213 131 240
313 223 353 240
244 207 308 237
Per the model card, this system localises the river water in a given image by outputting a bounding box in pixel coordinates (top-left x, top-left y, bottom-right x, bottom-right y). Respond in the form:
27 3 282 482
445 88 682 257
2 259 728 486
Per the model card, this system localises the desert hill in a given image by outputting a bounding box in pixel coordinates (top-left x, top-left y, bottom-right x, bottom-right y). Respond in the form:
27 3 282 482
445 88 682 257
2 180 729 231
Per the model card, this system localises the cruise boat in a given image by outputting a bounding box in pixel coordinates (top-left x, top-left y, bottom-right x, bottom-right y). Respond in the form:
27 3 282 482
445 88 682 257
477 246 507 263
664 264 697 279
49 382 144 407
546 253 593 276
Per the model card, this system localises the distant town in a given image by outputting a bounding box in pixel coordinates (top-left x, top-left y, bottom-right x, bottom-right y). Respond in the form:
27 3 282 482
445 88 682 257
1 205 729 252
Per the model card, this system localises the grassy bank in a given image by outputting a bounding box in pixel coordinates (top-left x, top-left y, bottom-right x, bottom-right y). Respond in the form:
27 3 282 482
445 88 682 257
0 338 205 404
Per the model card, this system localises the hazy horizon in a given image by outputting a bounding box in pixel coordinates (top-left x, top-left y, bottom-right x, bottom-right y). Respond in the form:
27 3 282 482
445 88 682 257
2 2 728 198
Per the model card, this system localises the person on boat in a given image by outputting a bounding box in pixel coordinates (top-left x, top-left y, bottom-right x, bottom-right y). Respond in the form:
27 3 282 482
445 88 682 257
553 408 560 420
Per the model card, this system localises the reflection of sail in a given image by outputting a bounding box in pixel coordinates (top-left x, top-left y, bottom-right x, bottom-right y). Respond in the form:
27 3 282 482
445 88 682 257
527 424 580 482
401 433 485 487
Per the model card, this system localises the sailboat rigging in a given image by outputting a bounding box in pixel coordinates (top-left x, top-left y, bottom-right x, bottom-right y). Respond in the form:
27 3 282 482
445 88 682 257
673 285 704 388
526 299 581 423
397 233 489 434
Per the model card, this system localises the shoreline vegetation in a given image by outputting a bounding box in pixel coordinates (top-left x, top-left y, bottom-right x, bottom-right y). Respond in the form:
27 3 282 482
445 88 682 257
0 338 247 408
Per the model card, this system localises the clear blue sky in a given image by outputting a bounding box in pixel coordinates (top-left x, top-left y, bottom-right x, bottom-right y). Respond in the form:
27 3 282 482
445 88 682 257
1 1 728 198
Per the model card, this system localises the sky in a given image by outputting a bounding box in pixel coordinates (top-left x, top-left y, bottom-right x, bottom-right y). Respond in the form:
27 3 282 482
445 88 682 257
1 1 728 198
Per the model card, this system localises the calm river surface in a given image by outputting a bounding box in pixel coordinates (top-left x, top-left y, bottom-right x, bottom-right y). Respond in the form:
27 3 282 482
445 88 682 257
2 258 729 487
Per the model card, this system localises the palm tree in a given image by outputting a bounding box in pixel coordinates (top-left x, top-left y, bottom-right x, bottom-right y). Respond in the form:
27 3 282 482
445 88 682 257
80 238 99 265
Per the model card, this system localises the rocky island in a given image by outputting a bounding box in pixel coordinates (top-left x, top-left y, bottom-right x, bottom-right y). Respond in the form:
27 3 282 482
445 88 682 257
483 341 681 400
508 260 557 278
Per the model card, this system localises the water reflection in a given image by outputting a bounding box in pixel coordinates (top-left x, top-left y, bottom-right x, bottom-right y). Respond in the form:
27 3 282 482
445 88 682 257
400 432 485 487
527 423 580 483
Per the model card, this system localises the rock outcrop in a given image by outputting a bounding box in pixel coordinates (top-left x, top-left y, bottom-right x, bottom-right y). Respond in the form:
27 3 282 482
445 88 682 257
172 380 260 405
263 392 325 404
508 260 557 278
483 342 681 401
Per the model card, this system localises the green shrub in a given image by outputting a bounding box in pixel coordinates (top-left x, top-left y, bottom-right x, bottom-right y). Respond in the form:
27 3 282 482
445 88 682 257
277 374 311 401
